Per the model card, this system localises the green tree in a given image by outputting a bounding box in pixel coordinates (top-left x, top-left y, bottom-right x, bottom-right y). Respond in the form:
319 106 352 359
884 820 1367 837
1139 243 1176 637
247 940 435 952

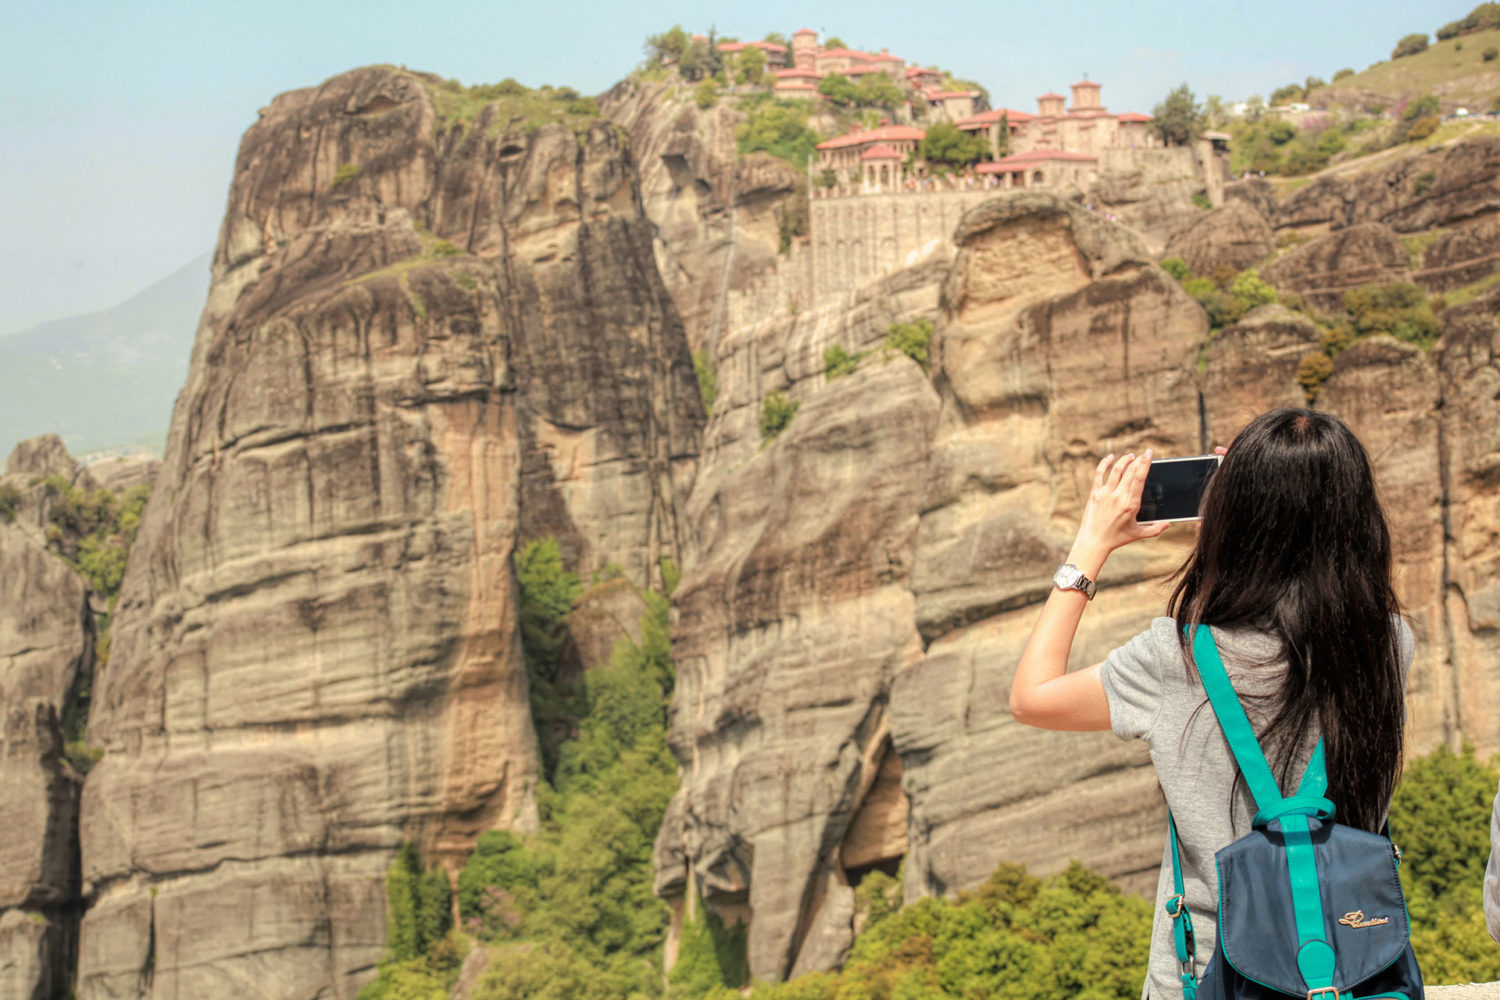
823 36 847 50
1333 67 1355 81
515 537 584 778
736 46 767 86
884 318 935 370
736 99 822 169
816 72 861 106
1160 257 1191 281
645 25 688 64
1151 83 1204 146
668 899 749 997
920 121 985 167
762 31 789 46
1270 82 1306 105
1393 32 1430 58
824 344 861 379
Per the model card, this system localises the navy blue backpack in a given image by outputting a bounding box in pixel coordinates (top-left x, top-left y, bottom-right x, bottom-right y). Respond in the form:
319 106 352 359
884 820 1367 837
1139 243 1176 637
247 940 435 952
1165 625 1424 1000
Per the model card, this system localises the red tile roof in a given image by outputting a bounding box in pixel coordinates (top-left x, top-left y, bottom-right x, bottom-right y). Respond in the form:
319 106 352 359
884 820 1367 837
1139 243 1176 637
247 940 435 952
1037 92 1065 101
1117 111 1153 122
906 66 941 76
816 125 927 150
819 48 875 60
1072 79 1101 88
871 52 903 62
957 107 1037 126
794 27 817 36
720 41 789 53
976 149 1098 173
861 144 904 160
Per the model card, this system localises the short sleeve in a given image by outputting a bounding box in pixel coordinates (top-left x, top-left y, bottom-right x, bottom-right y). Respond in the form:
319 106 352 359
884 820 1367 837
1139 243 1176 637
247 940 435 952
1098 621 1169 742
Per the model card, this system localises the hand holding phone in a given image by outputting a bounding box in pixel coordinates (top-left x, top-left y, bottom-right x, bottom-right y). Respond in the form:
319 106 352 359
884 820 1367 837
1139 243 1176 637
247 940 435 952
1135 454 1222 523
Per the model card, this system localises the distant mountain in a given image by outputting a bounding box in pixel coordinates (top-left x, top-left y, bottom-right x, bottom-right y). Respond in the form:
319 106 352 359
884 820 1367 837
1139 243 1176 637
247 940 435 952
1311 27 1500 114
0 253 209 458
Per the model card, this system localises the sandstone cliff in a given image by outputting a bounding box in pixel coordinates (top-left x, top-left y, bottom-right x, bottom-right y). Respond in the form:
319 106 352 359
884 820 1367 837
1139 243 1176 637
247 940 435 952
74 66 701 999
657 183 1500 980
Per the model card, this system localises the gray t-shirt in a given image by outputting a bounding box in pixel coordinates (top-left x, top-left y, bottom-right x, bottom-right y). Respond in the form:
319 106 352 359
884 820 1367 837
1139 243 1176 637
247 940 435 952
1099 616 1414 999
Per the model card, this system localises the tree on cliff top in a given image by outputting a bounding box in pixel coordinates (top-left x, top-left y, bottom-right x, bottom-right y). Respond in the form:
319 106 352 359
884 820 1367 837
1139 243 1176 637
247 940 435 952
920 121 986 168
1392 32 1431 58
1151 83 1204 146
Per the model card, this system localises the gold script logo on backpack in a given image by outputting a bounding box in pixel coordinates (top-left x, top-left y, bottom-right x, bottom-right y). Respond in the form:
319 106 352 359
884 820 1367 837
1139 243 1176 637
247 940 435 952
1338 910 1390 929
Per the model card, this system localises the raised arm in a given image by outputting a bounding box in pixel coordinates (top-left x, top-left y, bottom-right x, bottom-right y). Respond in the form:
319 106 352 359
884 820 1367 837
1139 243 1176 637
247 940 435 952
1009 450 1169 731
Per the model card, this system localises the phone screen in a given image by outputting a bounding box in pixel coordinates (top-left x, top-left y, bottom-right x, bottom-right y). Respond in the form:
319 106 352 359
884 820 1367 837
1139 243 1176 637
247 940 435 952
1136 455 1221 522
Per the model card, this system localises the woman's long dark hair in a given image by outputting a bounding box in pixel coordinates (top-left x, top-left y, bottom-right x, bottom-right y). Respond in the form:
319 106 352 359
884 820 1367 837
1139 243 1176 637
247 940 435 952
1167 408 1404 832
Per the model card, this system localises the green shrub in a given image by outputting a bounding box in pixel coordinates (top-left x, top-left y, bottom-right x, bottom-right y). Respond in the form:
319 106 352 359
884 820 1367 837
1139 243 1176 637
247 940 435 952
514 537 584 779
1191 191 1212 209
430 239 461 257
1392 32 1430 58
823 344 861 379
0 482 19 523
332 162 360 189
1228 269 1277 309
694 78 719 109
1486 47 1499 61
778 185 808 253
1333 67 1355 81
759 391 798 442
1160 257 1191 281
735 95 822 169
884 318 935 370
1412 171 1437 197
668 899 749 996
1296 351 1334 401
1345 283 1441 348
1407 115 1440 141
692 350 717 414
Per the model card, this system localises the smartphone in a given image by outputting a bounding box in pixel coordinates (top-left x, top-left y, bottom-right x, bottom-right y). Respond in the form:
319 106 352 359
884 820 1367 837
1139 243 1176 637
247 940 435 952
1136 454 1222 523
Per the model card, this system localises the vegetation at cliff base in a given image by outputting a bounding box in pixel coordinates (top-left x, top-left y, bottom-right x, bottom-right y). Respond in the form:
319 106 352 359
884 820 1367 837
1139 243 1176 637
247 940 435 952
1391 744 1500 982
750 862 1152 1000
361 541 682 1000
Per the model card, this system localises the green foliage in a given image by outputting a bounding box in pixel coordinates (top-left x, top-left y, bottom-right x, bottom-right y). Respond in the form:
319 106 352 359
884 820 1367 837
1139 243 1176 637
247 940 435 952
1169 265 1277 331
448 569 681 998
1270 83 1306 105
817 72 860 106
386 844 423 961
823 344 862 379
1151 83 1205 146
854 868 904 931
759 391 798 443
1406 115 1440 141
1391 94 1441 145
1389 744 1500 982
1160 257 1191 281
1296 351 1334 401
692 350 717 414
687 352 717 413
332 162 359 189
754 861 1150 1000
1486 46 1499 60
694 78 719 109
920 122 987 168
1333 67 1355 81
415 75 600 135
1412 170 1437 196
668 900 749 996
884 318 935 371
645 25 689 64
357 952 460 1000
735 46 767 87
1344 283 1441 348
1191 191 1213 209
1228 269 1277 309
1393 32 1431 58
0 481 19 523
735 96 822 169
430 239 461 257
42 480 149 603
515 537 585 778
823 36 847 50
1438 3 1500 39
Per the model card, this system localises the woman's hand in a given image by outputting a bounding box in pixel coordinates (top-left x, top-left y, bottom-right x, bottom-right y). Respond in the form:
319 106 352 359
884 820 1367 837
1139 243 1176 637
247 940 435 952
1072 451 1170 567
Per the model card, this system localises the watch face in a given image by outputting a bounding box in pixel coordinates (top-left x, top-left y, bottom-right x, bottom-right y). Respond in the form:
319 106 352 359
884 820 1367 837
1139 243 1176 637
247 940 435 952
1054 565 1082 589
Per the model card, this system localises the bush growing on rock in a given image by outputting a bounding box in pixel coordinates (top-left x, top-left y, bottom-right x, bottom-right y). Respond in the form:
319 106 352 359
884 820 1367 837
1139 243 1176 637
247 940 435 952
694 78 719 109
759 391 799 442
823 344 861 379
0 482 19 523
735 96 822 169
1344 282 1441 348
1392 32 1430 58
883 318 935 370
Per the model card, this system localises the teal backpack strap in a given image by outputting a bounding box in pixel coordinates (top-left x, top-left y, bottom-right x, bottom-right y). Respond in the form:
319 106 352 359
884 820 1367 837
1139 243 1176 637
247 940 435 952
1190 625 1337 995
1165 811 1198 1000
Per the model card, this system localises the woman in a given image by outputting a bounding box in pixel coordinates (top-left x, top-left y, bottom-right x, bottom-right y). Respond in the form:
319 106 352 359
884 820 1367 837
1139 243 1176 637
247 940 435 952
1009 408 1411 998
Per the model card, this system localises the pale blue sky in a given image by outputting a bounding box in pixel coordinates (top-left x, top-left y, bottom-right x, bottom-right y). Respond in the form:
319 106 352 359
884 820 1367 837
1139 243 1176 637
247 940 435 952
0 0 1456 333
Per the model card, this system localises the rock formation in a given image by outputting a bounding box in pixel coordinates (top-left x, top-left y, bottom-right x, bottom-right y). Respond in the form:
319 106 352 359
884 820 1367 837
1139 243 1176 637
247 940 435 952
0 443 97 1000
1261 222 1412 313
74 65 701 999
1163 201 1276 276
603 76 804 353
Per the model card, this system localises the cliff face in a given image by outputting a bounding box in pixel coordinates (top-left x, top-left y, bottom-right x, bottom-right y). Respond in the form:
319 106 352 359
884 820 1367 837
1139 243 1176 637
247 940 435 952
75 66 700 999
656 184 1500 979
603 75 805 353
0 443 96 1000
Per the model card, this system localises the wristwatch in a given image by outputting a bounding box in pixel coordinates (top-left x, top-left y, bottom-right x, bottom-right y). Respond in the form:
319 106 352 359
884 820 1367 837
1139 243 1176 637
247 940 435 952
1053 563 1097 600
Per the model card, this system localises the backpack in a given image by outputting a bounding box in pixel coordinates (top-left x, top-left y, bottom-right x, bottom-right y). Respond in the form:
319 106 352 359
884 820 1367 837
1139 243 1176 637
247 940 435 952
1165 625 1424 1000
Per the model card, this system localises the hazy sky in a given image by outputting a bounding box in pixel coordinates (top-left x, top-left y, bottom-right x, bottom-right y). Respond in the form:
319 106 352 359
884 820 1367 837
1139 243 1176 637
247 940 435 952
1 0 1455 333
